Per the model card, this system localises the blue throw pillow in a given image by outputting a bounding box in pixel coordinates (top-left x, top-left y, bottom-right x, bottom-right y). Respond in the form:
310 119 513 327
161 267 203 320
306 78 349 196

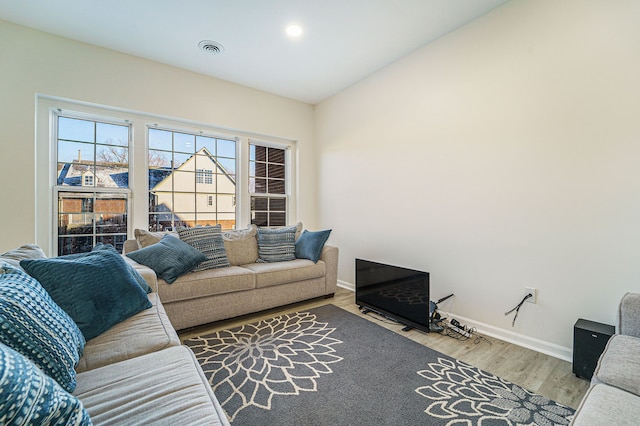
92 243 152 293
295 229 332 263
0 263 85 393
126 234 207 283
178 225 230 271
0 343 91 425
256 225 297 263
21 250 152 341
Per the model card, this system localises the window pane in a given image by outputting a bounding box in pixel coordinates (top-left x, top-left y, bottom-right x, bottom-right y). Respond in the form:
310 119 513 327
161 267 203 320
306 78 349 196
58 236 93 256
218 157 236 175
269 212 286 227
148 150 172 170
174 132 195 154
196 135 216 153
173 192 196 213
173 152 191 169
255 162 267 178
268 148 285 164
268 179 285 194
96 145 128 164
58 117 94 143
217 194 235 212
173 170 195 191
254 145 267 162
252 196 268 211
269 198 286 211
149 128 173 151
254 178 267 194
196 193 214 210
149 191 173 212
252 212 268 227
268 163 285 179
58 140 94 164
217 139 236 158
148 213 174 231
96 234 126 253
96 122 128 147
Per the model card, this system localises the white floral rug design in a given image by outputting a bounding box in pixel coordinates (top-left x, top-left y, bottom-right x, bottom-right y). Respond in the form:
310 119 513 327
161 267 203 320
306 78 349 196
416 357 573 425
185 311 343 421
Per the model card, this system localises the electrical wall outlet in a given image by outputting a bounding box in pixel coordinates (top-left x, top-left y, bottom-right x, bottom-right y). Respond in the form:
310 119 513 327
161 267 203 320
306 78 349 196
524 287 536 304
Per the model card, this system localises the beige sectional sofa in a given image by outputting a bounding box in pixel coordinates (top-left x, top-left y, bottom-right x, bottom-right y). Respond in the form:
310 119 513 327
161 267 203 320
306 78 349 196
571 292 640 425
123 224 339 330
73 290 229 425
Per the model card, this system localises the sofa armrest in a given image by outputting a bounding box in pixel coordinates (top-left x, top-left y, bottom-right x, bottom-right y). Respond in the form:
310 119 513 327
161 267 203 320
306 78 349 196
618 292 640 338
319 245 339 295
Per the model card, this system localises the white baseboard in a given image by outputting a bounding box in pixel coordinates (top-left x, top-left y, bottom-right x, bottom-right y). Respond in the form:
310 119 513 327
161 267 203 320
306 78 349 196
337 280 354 292
334 282 572 362
438 310 573 362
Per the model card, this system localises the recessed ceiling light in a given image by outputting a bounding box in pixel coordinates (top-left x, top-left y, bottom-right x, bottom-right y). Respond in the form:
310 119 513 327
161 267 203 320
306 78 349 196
286 25 303 38
198 40 225 55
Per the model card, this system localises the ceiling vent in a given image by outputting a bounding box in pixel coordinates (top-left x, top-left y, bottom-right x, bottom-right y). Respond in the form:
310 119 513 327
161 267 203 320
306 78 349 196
198 40 225 55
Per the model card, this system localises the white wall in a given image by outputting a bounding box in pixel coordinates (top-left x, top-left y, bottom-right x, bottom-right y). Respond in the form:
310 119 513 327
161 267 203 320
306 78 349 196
0 20 315 252
315 0 640 358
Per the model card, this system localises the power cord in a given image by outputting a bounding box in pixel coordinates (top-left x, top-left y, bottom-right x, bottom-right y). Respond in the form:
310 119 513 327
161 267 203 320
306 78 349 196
504 293 532 327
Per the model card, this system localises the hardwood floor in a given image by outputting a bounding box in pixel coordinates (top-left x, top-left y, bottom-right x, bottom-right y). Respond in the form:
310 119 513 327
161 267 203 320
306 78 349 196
178 287 590 409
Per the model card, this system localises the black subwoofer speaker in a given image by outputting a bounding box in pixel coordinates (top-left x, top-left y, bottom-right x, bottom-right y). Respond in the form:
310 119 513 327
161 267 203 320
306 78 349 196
573 318 615 379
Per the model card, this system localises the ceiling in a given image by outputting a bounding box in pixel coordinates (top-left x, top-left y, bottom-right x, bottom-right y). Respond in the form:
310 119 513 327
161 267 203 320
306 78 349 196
0 0 508 104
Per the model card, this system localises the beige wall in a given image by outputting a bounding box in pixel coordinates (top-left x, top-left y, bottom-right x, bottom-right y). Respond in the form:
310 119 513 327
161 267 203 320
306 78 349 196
315 0 640 356
0 20 315 252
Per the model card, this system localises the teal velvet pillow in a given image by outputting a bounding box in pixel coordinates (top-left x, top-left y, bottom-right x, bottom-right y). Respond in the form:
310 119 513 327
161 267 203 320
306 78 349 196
0 343 91 425
295 229 332 263
126 234 207 283
21 250 152 341
0 263 85 393
92 243 152 293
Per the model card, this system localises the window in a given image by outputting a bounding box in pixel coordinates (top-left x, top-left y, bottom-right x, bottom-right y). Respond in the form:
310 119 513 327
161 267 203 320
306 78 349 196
148 128 237 231
196 169 213 184
55 115 130 255
249 143 287 227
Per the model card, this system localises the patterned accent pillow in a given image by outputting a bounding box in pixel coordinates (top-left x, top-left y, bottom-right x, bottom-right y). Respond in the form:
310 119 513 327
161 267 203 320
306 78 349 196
0 343 91 425
256 225 297 263
0 263 85 393
21 250 153 341
126 234 207 283
178 225 230 271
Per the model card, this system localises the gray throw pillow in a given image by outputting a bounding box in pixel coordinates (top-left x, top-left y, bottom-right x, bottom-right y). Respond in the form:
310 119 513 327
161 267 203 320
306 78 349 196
256 225 297 263
178 225 230 271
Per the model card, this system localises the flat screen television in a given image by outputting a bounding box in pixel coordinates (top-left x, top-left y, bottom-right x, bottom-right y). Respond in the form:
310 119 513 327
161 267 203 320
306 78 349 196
355 259 430 333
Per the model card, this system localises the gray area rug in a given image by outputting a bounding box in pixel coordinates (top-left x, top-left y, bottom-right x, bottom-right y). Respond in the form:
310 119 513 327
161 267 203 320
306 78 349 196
184 305 574 425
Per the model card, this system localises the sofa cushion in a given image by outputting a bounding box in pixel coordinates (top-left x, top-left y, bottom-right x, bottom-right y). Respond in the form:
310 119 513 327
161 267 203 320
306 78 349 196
178 225 231 271
295 229 332 263
222 225 258 266
74 346 229 426
0 244 47 271
127 234 207 284
76 293 180 372
242 259 325 289
592 334 640 395
157 266 256 303
256 225 297 262
0 263 85 393
572 383 640 426
134 228 179 248
21 250 153 341
0 343 91 425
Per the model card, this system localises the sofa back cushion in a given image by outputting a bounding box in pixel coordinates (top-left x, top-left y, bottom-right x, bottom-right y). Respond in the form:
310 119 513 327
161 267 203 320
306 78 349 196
222 225 259 266
134 229 179 248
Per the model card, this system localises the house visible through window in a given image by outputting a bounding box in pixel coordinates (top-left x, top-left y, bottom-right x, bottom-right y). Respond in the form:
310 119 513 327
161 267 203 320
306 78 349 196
249 143 287 227
148 128 237 231
55 115 130 255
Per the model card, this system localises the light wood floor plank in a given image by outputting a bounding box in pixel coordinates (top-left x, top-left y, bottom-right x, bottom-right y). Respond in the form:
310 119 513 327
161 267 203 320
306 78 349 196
178 287 589 409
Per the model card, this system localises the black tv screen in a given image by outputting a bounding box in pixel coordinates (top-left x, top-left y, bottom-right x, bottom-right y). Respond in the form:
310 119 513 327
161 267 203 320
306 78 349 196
355 259 430 333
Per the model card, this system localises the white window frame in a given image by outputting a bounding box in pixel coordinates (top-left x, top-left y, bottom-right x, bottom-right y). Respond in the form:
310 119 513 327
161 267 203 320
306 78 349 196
35 95 297 255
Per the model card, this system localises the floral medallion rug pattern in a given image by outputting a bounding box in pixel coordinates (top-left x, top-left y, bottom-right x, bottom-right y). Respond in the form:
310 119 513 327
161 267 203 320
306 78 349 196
185 305 574 425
